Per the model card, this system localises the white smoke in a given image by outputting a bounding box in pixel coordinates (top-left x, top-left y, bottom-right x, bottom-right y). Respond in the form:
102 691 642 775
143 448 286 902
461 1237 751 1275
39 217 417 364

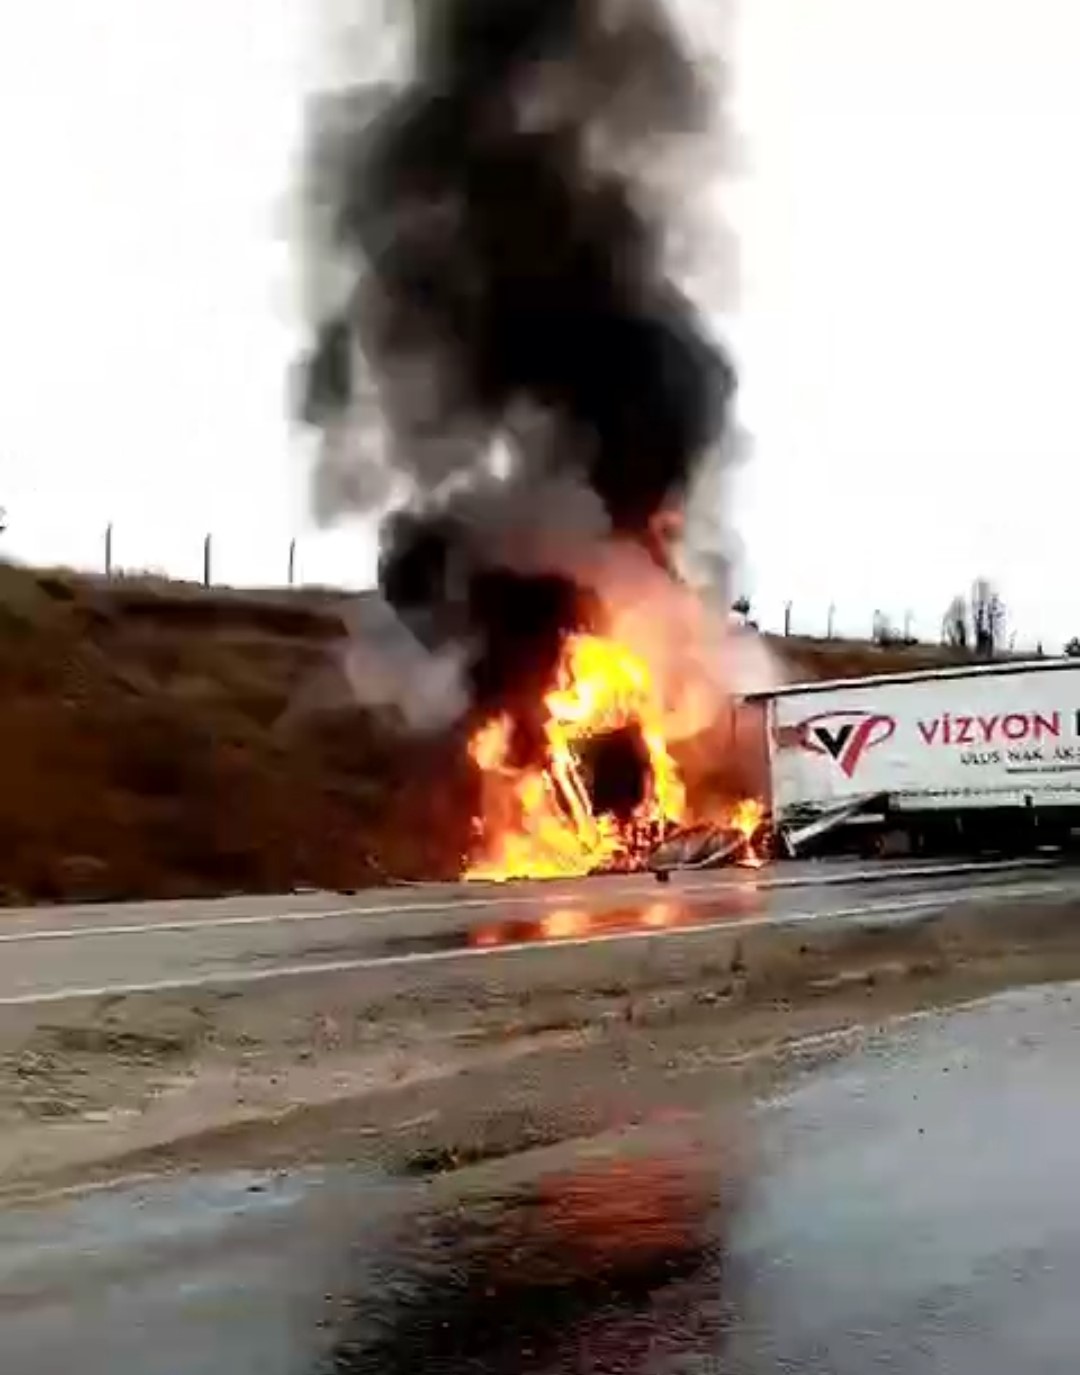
341 594 470 732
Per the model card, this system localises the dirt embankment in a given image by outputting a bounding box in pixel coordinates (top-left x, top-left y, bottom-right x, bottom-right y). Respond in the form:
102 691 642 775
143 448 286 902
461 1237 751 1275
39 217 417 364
0 563 477 903
0 561 999 906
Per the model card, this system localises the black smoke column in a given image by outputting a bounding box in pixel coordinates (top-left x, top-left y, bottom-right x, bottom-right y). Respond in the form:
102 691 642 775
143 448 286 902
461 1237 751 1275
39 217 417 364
300 0 736 746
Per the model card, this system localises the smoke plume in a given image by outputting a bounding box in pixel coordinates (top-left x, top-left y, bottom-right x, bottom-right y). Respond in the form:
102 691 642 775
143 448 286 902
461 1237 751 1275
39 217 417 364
299 0 736 748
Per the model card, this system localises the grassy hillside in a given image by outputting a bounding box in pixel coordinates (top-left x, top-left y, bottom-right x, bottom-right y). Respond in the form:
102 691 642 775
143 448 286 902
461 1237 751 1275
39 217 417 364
0 562 995 904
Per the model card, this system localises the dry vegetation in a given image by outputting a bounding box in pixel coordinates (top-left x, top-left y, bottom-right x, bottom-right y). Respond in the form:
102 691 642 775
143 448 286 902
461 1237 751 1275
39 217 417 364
779 633 996 681
0 562 987 905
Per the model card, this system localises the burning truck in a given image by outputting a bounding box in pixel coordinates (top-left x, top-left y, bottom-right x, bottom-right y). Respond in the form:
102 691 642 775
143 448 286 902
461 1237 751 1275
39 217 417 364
459 648 1080 881
460 644 1080 879
296 0 1072 883
298 0 769 879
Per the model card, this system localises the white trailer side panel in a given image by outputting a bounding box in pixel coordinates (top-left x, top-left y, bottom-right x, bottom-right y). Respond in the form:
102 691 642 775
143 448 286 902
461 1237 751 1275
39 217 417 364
769 664 1080 814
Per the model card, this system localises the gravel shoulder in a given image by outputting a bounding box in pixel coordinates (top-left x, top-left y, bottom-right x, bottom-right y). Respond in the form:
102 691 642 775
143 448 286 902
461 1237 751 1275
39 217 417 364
2 895 1079 1196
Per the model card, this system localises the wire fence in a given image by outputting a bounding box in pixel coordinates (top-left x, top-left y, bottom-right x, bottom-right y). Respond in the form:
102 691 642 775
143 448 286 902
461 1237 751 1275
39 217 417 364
10 521 367 599
101 526 298 590
5 520 1058 658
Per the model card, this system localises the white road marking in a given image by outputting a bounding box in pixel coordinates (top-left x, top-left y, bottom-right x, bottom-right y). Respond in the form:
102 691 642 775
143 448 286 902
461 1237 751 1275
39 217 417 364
0 879 1069 1008
0 858 1059 946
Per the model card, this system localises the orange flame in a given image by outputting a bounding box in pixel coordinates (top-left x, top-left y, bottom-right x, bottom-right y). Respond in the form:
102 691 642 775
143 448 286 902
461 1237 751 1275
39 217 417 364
729 796 766 868
466 632 687 880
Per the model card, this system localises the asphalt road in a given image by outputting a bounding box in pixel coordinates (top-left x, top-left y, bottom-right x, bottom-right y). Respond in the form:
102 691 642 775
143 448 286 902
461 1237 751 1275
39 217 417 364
3 980 1080 1373
0 856 1072 1005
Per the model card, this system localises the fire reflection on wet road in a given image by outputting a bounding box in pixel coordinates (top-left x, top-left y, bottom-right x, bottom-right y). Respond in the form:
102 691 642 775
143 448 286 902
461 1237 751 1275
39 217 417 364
468 892 756 950
328 1149 733 1374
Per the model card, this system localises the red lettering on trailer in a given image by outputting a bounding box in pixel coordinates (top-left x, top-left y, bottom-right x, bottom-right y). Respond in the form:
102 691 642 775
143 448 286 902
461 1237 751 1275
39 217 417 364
915 709 1062 747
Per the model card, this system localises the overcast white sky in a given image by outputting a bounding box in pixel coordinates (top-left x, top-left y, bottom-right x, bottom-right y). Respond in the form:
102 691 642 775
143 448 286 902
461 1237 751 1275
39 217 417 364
1 0 1078 648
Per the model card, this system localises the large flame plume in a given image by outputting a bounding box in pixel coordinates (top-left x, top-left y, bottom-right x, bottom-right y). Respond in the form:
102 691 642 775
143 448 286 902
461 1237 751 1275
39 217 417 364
465 565 771 881
467 630 685 879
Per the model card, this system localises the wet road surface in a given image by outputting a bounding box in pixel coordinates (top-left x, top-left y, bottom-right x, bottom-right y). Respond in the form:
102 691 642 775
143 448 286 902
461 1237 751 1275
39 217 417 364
724 980 1080 1372
0 1169 383 1375
0 856 1069 1004
4 979 1080 1372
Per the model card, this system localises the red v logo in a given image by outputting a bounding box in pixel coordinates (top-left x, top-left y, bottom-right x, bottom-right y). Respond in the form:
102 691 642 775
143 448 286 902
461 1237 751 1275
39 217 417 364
786 711 896 777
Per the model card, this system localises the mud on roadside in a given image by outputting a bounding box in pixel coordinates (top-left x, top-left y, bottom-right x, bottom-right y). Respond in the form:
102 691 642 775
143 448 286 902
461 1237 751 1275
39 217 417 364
1 895 1079 1194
